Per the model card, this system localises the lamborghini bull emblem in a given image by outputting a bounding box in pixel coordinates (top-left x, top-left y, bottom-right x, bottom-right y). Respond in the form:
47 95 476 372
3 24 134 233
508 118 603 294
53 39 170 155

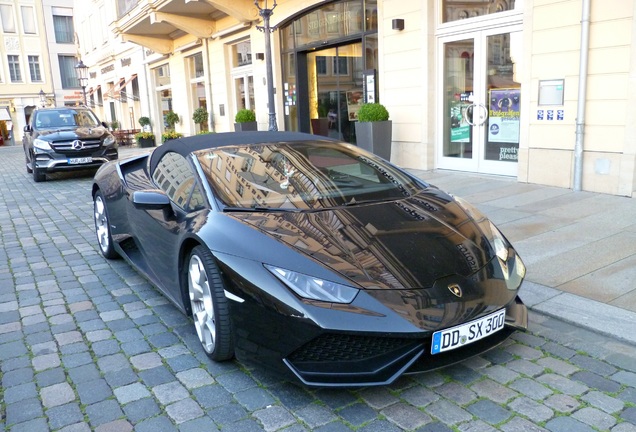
448 283 463 298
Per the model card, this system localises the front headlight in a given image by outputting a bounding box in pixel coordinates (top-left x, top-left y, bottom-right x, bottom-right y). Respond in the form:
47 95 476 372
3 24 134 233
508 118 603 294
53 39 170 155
454 195 524 288
488 221 509 262
265 265 359 304
454 196 509 261
33 138 52 151
103 134 116 146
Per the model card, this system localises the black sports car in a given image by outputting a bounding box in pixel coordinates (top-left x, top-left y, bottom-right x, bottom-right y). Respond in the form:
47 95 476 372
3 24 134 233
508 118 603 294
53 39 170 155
92 131 527 387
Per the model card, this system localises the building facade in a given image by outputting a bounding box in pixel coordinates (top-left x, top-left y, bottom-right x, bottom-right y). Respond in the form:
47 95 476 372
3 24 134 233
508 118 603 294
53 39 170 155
4 0 634 197
0 0 79 143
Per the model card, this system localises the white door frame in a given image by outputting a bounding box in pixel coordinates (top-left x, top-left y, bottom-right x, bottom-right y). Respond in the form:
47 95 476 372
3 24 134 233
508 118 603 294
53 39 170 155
436 23 523 176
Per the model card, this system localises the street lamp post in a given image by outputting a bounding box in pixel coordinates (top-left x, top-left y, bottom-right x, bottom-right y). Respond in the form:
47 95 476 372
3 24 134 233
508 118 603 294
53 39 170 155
75 60 89 106
254 0 278 131
39 89 46 108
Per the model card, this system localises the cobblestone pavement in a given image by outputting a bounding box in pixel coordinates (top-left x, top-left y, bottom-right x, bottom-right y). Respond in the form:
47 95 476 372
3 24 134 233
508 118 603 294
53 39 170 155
1 145 636 432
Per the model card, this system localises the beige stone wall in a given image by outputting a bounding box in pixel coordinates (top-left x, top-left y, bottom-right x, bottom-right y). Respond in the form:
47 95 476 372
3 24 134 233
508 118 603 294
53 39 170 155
523 0 636 196
379 0 435 170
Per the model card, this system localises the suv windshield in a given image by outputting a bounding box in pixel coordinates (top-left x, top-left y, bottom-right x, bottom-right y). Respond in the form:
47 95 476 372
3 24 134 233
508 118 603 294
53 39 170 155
35 109 101 129
195 142 425 211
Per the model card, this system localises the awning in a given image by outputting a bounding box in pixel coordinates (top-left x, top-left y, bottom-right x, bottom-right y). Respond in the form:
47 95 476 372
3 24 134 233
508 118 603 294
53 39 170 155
105 78 125 99
87 85 101 96
117 74 138 95
0 107 11 121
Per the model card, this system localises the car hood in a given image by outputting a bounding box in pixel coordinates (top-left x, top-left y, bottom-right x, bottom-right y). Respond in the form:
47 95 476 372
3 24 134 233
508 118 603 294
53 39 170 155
232 188 494 290
35 125 109 141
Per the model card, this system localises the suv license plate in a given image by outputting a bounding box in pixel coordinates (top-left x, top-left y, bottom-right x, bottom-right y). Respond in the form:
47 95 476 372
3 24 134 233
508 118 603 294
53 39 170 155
68 157 93 165
431 309 506 354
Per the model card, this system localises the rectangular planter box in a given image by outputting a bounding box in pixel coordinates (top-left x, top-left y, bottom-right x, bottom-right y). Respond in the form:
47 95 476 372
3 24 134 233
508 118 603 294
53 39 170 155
234 122 258 132
354 120 392 160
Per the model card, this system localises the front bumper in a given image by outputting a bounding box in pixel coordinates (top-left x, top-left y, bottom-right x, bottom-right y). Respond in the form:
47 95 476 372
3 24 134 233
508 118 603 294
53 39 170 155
217 248 528 388
34 148 118 173
283 296 527 387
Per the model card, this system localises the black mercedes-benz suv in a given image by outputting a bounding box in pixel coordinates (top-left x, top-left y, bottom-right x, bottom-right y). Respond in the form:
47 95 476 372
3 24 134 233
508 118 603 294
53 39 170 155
23 107 118 182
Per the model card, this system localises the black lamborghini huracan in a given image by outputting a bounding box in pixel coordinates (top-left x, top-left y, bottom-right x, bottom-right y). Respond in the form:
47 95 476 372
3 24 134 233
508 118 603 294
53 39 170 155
92 131 527 387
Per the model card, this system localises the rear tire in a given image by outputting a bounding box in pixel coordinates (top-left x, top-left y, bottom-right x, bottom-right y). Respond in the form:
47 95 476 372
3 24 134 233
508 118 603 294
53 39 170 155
93 190 118 259
187 246 235 361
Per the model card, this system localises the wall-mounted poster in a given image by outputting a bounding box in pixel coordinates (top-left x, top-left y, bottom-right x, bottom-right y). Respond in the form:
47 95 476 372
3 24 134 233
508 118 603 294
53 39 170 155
488 88 520 144
450 100 470 143
346 90 363 121
487 88 520 162
363 69 376 104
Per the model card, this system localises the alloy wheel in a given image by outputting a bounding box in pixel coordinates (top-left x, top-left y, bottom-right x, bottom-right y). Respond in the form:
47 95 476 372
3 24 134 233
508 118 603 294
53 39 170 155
94 195 110 255
188 253 216 353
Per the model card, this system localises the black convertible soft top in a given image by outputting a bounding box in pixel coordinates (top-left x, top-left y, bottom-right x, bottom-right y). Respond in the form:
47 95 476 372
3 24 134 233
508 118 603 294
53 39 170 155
149 131 336 174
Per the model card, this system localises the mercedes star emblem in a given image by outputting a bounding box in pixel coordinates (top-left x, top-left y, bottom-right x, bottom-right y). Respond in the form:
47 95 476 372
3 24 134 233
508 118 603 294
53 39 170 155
72 140 84 150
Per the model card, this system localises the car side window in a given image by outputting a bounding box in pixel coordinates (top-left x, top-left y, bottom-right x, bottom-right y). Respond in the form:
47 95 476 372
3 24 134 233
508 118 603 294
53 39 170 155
152 151 206 212
36 112 55 128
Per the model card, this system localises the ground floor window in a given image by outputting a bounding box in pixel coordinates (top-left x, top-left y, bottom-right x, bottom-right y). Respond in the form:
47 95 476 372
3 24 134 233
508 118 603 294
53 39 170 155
152 63 172 131
229 39 254 121
280 0 378 144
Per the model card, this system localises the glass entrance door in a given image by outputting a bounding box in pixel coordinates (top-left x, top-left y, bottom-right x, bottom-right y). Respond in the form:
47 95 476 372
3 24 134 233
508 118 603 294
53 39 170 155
438 28 522 176
307 43 363 144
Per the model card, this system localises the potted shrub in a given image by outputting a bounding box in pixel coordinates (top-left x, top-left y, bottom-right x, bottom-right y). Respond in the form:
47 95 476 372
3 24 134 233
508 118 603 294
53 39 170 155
354 103 392 160
135 131 156 148
138 116 151 132
234 109 257 132
110 120 120 131
161 130 183 143
311 100 330 136
165 111 180 130
192 107 209 133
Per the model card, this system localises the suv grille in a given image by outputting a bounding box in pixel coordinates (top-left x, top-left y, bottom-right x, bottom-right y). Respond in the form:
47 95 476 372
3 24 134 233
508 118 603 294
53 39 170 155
52 139 102 151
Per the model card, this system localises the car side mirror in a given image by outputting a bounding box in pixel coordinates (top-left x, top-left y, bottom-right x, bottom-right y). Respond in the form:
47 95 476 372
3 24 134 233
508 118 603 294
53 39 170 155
132 189 175 220
101 121 108 128
132 190 171 208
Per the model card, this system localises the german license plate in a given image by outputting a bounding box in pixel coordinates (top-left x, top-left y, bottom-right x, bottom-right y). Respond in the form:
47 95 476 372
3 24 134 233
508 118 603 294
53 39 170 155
68 157 92 165
431 309 506 354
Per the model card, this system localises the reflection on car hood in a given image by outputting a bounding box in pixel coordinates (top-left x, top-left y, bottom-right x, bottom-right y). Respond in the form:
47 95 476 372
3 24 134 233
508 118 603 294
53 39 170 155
232 188 492 290
35 126 108 141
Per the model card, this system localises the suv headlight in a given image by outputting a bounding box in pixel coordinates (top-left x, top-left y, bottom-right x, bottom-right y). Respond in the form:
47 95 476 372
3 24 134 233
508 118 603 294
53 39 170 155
33 138 52 151
103 134 116 146
265 265 358 304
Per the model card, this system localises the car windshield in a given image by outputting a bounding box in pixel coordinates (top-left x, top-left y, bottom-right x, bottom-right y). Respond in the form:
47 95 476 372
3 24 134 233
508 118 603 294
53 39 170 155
35 109 101 129
195 141 426 210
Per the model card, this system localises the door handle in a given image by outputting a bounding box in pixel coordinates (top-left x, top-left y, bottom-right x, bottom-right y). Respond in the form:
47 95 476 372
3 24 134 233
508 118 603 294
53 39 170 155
476 103 488 126
464 104 475 126
464 103 489 126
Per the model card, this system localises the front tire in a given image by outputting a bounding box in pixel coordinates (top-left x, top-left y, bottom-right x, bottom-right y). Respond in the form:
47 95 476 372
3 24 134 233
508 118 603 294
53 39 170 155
93 190 118 259
32 166 45 182
187 246 234 361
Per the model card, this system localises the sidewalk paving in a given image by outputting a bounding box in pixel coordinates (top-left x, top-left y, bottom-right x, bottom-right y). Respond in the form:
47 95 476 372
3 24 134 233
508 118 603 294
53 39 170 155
410 168 636 346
